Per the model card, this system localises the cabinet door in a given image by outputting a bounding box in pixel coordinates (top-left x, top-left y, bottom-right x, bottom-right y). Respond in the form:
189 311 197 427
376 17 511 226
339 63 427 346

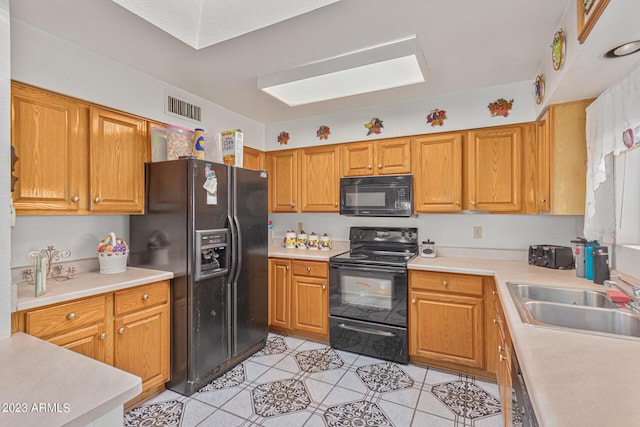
342 142 375 176
269 259 291 329
484 279 499 376
536 113 551 212
413 133 463 212
11 83 89 213
467 126 523 212
48 323 109 364
90 106 147 213
409 290 484 368
114 303 170 394
299 146 340 212
377 138 411 174
267 150 298 212
292 275 328 337
244 146 265 170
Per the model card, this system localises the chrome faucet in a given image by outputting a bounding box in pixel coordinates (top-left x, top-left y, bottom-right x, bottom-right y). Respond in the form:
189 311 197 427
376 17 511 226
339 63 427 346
604 277 640 313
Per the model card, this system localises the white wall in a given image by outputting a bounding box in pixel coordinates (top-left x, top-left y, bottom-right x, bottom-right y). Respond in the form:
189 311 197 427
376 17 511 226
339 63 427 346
265 81 537 150
270 213 583 250
0 0 12 338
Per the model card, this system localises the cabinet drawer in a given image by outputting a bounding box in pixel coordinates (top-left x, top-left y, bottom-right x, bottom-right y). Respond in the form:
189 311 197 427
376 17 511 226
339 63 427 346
410 271 483 296
25 295 107 339
115 280 169 317
292 260 328 278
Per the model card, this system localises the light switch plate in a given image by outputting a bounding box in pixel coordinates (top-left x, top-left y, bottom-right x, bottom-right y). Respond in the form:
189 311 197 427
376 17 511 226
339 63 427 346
473 226 483 239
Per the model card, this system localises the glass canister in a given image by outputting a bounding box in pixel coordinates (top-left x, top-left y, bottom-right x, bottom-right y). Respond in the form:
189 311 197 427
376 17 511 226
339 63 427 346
166 125 194 160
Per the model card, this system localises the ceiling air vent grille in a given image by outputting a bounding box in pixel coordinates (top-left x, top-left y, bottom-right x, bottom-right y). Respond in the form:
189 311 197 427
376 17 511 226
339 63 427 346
165 93 202 122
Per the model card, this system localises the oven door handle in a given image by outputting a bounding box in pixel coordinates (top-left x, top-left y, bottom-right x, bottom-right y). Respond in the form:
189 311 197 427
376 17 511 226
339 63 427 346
330 264 407 274
337 323 397 337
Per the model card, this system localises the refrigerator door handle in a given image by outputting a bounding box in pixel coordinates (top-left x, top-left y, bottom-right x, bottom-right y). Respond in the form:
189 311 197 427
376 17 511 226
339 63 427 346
233 215 242 283
228 215 238 283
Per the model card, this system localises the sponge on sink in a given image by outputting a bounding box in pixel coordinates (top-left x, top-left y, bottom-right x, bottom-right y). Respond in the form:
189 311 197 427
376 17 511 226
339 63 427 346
607 289 631 303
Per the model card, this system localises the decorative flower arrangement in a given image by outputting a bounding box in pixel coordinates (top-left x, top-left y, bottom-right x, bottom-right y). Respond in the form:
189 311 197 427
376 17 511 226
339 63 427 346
277 131 290 145
364 117 384 135
316 125 331 140
426 109 447 127
488 98 514 117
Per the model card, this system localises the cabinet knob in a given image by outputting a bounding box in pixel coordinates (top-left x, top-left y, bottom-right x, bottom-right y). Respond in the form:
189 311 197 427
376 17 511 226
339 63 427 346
492 290 497 296
411 298 416 304
66 313 76 320
291 202 296 207
285 265 289 270
378 164 382 169
142 294 149 301
306 266 311 272
493 318 498 324
322 285 326 290
470 200 476 206
99 333 107 340
442 280 448 287
118 327 125 334
334 202 338 207
499 355 505 362
71 196 79 202
498 345 504 352
367 164 372 169
455 200 460 206
540 198 546 203
94 197 101 203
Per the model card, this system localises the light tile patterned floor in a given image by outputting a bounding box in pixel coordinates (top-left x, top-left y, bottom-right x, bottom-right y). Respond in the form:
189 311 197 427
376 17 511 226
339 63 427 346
124 333 507 427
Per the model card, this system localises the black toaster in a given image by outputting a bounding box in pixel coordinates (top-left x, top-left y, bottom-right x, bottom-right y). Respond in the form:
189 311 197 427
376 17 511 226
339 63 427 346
528 245 574 269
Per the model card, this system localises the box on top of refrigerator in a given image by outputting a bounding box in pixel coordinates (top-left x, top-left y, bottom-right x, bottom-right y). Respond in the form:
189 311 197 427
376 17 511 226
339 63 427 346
221 129 243 167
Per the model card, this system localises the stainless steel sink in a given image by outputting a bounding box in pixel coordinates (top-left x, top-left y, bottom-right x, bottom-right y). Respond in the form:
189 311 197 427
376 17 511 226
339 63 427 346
506 282 640 341
508 283 616 308
523 301 640 338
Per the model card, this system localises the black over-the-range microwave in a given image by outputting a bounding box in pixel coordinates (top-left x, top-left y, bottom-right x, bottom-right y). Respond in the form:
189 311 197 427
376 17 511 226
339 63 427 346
339 174 413 217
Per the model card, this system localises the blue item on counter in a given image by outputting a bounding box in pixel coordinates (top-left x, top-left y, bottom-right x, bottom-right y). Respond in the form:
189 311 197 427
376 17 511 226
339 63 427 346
584 242 600 280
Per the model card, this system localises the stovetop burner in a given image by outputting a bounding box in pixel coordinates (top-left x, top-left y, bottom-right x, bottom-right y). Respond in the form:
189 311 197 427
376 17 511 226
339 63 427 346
330 226 418 267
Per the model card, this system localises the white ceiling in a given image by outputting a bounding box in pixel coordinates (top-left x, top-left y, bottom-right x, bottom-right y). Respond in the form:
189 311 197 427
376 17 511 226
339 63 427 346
8 0 640 124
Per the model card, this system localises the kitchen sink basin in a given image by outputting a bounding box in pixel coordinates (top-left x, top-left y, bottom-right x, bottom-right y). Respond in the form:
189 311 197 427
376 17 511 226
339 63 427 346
506 282 640 340
523 301 640 338
508 282 617 308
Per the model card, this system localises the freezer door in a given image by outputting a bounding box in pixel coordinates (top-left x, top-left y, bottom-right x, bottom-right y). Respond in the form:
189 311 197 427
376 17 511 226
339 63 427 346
231 167 269 356
192 159 230 231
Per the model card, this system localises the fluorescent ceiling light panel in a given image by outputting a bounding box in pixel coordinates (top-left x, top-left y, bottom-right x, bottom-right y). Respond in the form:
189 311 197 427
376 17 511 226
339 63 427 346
112 0 340 49
258 37 426 106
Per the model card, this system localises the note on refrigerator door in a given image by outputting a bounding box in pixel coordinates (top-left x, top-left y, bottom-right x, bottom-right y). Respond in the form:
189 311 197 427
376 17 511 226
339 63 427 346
203 168 218 205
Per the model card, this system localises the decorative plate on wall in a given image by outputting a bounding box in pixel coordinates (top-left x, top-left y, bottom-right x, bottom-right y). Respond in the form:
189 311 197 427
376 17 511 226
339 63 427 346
552 29 565 71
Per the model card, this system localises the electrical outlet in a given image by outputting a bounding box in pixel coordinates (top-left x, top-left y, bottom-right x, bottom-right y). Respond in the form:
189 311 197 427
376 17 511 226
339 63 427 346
473 226 483 239
298 222 304 233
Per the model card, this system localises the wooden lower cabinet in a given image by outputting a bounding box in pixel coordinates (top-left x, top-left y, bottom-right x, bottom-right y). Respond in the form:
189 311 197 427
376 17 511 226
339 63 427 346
12 280 170 409
409 270 493 377
493 287 514 427
268 258 329 341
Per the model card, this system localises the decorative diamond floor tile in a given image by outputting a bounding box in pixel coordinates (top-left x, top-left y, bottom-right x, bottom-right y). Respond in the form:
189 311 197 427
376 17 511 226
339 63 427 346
251 378 311 417
294 347 344 373
252 335 288 357
323 400 394 427
124 399 184 427
199 364 246 392
431 380 501 419
356 362 414 393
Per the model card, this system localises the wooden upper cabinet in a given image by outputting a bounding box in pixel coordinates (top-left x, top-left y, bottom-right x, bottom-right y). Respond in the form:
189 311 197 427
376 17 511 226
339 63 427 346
299 146 339 212
244 146 265 170
90 106 147 213
342 137 411 176
11 82 89 213
377 138 411 174
466 125 523 212
267 149 298 212
537 99 593 215
413 133 463 212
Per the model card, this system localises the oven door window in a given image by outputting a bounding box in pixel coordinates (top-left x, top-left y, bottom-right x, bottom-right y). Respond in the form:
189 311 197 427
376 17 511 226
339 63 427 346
330 265 407 327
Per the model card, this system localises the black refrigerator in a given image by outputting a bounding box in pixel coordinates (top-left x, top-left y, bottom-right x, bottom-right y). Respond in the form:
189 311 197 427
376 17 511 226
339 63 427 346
129 158 268 396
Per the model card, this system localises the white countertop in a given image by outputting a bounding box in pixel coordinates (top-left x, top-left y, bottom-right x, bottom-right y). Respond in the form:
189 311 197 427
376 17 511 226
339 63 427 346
268 240 349 261
409 256 640 427
0 333 141 426
14 267 173 312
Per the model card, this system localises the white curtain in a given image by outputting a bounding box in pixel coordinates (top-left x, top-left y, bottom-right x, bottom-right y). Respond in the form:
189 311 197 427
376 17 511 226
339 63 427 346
584 59 640 244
